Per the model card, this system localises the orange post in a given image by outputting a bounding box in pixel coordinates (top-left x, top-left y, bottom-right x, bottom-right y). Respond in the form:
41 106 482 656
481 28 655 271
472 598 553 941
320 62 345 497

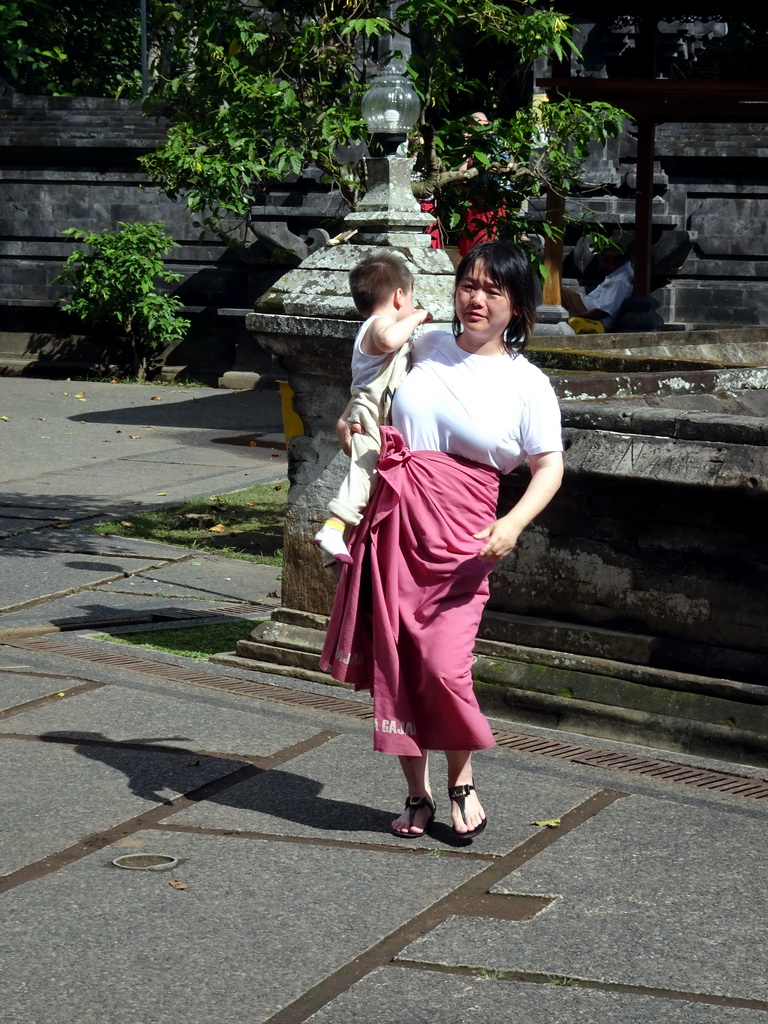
541 187 565 306
278 381 305 444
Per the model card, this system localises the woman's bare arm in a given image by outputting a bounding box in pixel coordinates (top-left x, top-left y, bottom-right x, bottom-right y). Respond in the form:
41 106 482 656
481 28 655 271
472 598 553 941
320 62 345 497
474 451 564 562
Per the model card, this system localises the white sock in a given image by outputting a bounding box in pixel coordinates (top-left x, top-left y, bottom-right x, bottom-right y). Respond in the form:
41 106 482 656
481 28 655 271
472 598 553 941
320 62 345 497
314 519 353 564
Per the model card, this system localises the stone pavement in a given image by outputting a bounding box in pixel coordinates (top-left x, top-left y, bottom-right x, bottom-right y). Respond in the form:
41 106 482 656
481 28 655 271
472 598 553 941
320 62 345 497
1 377 767 1024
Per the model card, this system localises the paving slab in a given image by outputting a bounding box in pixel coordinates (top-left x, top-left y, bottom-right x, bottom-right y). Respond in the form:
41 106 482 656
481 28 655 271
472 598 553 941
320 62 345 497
307 967 767 1024
0 378 283 465
0 590 270 635
0 494 106 516
398 794 768 1002
0 678 325 758
0 505 73 520
0 515 61 536
174 732 599 850
0 549 176 613
1 830 480 1024
7 457 282 506
96 554 282 604
0 671 87 711
0 641 292 712
118 443 267 466
0 526 190 559
1 737 239 876
0 380 285 521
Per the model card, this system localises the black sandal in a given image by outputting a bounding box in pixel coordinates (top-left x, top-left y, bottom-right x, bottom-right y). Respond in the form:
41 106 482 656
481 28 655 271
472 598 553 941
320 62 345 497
390 795 436 838
448 782 487 838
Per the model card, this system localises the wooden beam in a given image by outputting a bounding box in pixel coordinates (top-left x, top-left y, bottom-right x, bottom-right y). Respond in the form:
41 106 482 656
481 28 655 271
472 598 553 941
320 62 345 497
634 117 656 297
537 79 768 125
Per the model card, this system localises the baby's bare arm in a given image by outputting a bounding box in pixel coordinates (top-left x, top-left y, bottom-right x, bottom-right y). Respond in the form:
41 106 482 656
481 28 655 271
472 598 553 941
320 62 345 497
366 310 433 354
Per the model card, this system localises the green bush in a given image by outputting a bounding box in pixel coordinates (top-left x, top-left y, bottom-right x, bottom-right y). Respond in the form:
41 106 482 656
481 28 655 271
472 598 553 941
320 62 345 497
56 222 189 380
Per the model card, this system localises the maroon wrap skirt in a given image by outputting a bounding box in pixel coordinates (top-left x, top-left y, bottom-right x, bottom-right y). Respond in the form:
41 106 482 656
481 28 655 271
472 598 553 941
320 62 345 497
319 426 498 756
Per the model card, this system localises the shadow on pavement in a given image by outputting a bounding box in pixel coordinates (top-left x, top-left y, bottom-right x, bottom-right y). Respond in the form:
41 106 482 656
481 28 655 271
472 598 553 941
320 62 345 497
39 731 395 834
38 731 469 844
69 384 283 433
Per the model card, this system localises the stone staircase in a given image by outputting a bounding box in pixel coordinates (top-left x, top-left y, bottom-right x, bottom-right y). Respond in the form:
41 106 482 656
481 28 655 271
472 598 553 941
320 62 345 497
212 606 768 769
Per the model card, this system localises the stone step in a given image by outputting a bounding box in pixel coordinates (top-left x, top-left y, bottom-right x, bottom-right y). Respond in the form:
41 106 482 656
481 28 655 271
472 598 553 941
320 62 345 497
240 618 325 655
235 619 326 671
235 639 322 672
535 348 747 373
270 605 768 693
548 365 768 401
246 613 768 709
477 610 768 689
211 652 333 688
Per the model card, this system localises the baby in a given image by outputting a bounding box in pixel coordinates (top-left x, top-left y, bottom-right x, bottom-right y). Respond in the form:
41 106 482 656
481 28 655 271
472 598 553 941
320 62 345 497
314 251 432 564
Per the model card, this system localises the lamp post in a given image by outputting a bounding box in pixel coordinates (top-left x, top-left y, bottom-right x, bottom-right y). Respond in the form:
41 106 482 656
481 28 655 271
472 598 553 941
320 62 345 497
360 66 421 155
238 66 456 630
140 0 148 96
344 64 433 247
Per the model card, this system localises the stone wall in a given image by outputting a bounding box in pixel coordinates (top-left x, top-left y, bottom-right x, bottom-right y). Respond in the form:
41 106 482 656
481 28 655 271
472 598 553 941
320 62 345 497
655 124 768 325
492 448 768 671
250 282 768 681
0 94 304 380
557 121 768 327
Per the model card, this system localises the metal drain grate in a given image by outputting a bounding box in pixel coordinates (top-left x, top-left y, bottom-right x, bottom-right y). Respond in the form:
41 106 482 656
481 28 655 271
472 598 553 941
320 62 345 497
492 731 768 798
3 636 374 720
6 635 768 799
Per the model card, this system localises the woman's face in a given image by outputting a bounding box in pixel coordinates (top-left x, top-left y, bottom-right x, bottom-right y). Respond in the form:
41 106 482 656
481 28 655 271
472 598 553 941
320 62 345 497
455 261 513 342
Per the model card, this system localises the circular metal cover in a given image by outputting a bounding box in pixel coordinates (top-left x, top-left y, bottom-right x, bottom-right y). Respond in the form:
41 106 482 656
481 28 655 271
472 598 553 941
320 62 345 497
111 853 179 871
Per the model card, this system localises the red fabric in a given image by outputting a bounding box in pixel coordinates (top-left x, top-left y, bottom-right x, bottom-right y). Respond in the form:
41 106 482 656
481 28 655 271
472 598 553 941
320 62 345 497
419 198 441 249
319 426 498 756
459 202 498 256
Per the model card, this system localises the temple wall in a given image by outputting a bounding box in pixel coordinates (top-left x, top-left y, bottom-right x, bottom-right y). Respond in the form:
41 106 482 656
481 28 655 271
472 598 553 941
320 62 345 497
554 14 768 327
492 462 768 664
560 121 768 327
0 95 307 379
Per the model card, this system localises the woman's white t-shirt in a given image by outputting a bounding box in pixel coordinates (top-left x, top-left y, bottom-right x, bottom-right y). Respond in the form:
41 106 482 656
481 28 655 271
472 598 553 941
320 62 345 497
391 329 562 475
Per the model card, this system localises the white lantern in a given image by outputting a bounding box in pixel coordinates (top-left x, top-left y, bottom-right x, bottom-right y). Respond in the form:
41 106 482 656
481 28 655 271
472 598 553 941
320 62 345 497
361 67 421 153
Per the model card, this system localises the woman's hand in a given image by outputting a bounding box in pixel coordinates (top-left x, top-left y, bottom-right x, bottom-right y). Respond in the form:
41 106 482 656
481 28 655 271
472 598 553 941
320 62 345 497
336 398 362 455
473 517 523 562
473 451 564 562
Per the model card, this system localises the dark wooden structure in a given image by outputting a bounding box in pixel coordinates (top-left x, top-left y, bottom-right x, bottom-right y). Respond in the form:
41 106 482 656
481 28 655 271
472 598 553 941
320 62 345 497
536 8 768 315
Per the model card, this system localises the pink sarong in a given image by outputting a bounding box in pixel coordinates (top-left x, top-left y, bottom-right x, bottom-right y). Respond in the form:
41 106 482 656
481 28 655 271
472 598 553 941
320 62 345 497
319 426 498 756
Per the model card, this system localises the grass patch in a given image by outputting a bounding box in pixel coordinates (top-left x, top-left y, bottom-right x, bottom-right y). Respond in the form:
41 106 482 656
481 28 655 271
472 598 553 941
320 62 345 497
100 620 260 659
89 481 287 564
474 968 510 981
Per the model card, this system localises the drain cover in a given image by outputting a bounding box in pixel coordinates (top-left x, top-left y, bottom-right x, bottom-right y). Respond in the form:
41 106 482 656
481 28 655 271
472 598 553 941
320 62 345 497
112 853 178 871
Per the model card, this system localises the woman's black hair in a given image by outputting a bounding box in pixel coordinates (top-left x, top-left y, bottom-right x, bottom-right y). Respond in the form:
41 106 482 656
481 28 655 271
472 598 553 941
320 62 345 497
452 241 537 353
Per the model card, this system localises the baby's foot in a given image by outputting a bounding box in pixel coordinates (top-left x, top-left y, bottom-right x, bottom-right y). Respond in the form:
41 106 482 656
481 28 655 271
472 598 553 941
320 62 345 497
314 519 353 564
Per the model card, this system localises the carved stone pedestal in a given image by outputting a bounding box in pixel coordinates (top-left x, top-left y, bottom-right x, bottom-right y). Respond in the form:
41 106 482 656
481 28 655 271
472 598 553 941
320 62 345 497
245 156 456 612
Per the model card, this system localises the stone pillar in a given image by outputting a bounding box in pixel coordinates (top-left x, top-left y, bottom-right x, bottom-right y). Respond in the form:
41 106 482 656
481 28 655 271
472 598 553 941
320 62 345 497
246 155 456 614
